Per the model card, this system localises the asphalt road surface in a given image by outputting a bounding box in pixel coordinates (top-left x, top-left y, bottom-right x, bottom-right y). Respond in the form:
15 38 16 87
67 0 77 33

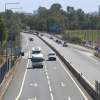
41 33 100 89
3 33 92 100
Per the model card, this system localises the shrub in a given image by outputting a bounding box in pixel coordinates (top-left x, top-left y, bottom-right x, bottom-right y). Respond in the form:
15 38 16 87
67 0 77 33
0 57 4 65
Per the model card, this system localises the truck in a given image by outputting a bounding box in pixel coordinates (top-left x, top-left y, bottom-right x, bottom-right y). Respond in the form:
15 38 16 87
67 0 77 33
32 47 41 54
31 53 44 68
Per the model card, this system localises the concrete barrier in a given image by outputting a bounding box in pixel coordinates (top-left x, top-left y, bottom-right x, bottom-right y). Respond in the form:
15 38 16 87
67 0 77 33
37 35 100 100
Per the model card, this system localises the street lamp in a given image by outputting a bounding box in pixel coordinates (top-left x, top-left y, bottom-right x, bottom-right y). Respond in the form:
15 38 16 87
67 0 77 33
5 2 19 60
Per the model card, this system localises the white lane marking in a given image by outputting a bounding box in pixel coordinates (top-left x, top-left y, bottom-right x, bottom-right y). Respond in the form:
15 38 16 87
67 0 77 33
61 82 65 86
15 51 30 100
30 83 38 87
21 35 28 50
57 57 88 100
68 97 71 100
47 76 49 80
97 71 99 73
46 72 48 75
34 41 38 47
93 68 94 70
76 49 100 63
49 86 52 91
54 67 57 69
28 98 36 100
50 93 54 100
45 69 47 72
48 80 50 85
45 66 46 68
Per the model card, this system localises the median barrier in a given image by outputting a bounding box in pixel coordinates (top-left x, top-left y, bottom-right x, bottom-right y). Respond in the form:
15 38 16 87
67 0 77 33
37 35 100 100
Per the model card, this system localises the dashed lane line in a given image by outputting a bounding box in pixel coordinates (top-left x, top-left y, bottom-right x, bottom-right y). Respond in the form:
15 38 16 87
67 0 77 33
48 80 50 85
49 86 52 92
50 93 54 100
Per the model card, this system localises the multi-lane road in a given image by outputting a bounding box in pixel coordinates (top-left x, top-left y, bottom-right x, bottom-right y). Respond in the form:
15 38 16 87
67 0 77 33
3 33 93 100
43 33 100 88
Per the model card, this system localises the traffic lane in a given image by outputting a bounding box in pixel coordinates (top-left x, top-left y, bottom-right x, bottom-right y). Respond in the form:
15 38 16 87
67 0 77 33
15 34 51 100
41 36 100 87
20 33 28 52
43 33 95 53
31 35 88 100
18 60 51 100
3 59 28 100
3 34 30 100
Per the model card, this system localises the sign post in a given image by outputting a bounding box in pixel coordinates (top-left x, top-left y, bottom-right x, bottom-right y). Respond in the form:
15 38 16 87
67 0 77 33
0 42 1 57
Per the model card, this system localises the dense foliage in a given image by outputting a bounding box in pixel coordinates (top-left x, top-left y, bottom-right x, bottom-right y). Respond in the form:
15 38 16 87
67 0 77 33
0 3 100 42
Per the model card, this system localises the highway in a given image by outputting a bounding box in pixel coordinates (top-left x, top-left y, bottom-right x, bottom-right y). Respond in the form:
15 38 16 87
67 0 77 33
3 33 92 100
41 33 100 88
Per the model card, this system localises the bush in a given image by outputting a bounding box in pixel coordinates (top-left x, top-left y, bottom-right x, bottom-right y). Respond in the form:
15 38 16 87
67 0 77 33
0 57 4 65
71 37 82 44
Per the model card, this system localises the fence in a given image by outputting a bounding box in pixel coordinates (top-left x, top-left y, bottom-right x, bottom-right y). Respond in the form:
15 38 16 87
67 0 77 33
0 59 9 84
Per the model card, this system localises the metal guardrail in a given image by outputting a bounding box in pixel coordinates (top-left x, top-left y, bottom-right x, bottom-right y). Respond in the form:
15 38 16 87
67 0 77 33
0 59 9 84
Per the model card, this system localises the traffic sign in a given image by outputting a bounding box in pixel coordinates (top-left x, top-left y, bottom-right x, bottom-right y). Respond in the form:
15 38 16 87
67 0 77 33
1 52 4 55
95 46 98 50
88 41 92 45
50 26 58 30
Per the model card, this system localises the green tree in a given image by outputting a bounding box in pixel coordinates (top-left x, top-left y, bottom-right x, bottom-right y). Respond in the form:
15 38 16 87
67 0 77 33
0 13 5 42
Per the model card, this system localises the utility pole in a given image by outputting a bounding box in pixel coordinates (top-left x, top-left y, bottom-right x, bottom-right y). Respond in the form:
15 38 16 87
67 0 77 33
98 5 100 54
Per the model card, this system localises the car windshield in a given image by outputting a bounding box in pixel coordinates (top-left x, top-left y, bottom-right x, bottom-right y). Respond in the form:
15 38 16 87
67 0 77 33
49 53 55 55
32 58 43 62
32 51 41 53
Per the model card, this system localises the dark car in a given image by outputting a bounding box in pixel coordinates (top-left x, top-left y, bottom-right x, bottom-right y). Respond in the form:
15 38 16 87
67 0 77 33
50 36 53 39
63 42 68 47
55 39 58 42
35 31 39 35
58 40 62 44
30 38 33 41
41 34 44 36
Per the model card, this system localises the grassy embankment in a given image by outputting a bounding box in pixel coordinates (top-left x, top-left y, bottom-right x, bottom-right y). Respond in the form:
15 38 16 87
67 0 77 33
65 30 100 46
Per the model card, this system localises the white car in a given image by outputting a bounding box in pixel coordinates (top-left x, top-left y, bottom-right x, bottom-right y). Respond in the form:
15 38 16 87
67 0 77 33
48 52 56 60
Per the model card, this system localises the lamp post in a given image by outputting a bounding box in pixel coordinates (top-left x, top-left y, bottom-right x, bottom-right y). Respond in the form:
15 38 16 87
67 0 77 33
10 7 22 67
5 2 19 60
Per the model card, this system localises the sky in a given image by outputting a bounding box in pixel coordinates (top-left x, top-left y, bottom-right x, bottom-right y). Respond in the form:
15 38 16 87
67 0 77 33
0 0 100 13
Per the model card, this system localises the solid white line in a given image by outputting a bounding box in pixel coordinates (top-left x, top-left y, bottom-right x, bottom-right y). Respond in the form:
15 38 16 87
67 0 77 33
21 35 28 50
46 72 48 75
57 57 88 100
47 76 49 80
15 34 30 100
49 86 52 91
48 80 50 85
15 51 30 100
50 93 54 100
68 97 71 100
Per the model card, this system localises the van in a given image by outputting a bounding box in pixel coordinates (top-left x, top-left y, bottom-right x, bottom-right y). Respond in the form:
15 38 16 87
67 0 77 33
32 47 41 54
31 54 44 68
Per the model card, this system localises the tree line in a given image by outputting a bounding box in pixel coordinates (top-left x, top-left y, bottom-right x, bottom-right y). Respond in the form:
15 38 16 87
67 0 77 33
0 3 100 42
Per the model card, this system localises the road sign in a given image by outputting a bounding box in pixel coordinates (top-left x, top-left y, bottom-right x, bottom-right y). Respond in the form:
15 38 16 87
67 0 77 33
70 37 72 41
50 26 58 30
95 46 98 50
88 41 92 45
1 52 4 55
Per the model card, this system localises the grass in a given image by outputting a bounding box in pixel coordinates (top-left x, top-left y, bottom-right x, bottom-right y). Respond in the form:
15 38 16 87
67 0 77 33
65 30 100 46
